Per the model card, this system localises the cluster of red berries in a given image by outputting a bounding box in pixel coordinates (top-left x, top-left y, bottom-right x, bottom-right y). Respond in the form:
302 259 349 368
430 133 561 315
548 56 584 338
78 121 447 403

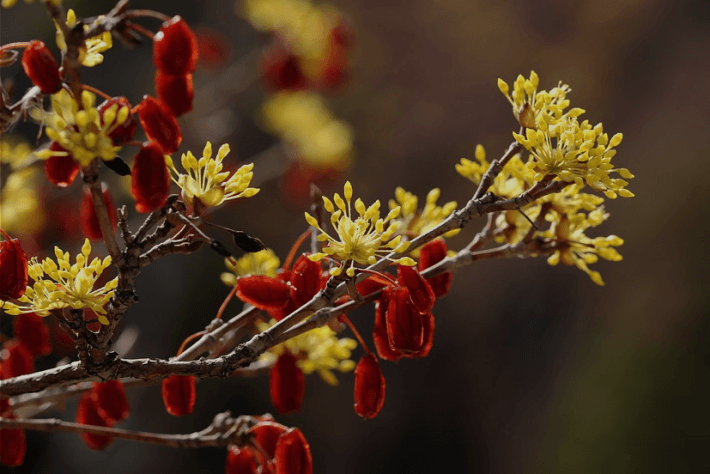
226 420 312 474
75 380 130 450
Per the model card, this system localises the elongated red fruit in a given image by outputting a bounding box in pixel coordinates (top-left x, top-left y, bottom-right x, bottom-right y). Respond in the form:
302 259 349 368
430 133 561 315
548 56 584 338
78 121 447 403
267 270 297 321
353 354 385 419
13 312 51 357
0 229 28 300
21 40 61 94
289 254 321 307
99 97 137 145
136 96 182 154
0 412 26 467
131 141 170 213
81 184 117 241
93 380 129 422
397 265 435 313
155 71 194 117
44 142 79 187
418 238 453 297
154 16 199 75
236 275 291 311
1 340 34 378
372 292 402 362
270 351 304 414
384 287 424 354
403 312 435 359
76 392 114 450
274 428 312 474
225 446 258 474
161 375 196 416
249 421 288 467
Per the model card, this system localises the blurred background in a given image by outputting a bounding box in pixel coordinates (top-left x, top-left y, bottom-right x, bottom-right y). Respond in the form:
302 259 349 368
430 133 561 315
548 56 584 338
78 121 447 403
1 0 709 472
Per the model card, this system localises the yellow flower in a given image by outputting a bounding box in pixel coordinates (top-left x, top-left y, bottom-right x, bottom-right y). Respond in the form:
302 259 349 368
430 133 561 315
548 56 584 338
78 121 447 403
456 144 533 199
498 71 585 129
0 168 45 236
388 187 459 241
32 89 128 167
55 9 112 67
165 142 259 212
220 248 280 286
0 137 34 169
258 320 357 385
306 181 415 277
1 239 117 323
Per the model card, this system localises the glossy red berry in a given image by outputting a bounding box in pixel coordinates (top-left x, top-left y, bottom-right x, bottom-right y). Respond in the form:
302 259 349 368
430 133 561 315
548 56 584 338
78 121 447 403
372 294 403 362
274 428 312 474
270 351 304 414
13 313 51 357
131 142 170 213
21 40 61 94
153 16 199 75
289 254 321 307
397 265 435 314
76 392 114 450
99 97 137 145
80 184 117 241
225 445 258 474
0 229 28 300
235 275 291 311
356 276 387 298
155 71 194 117
249 421 288 468
384 286 424 354
161 375 196 416
136 96 182 154
93 380 129 422
403 312 435 359
353 354 386 419
418 238 453 297
1 340 34 378
44 142 79 187
260 42 307 91
0 412 26 467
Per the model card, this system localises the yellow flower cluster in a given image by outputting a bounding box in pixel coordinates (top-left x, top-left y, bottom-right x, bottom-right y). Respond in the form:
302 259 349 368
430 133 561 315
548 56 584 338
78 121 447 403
1 0 60 8
220 248 280 286
32 89 128 167
457 144 532 199
0 168 45 236
258 320 357 385
261 91 353 170
306 181 415 277
165 142 259 213
388 187 459 241
1 137 34 168
55 9 112 67
1 239 117 323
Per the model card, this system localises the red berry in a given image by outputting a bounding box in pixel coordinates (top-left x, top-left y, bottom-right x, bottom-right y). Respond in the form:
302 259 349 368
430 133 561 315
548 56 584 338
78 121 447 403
161 375 196 416
270 351 304 414
249 421 288 467
0 412 26 467
76 392 114 450
235 275 291 311
1 340 34 378
196 28 231 70
353 354 386 419
153 16 199 75
13 313 51 357
289 254 321 307
356 276 387 299
418 238 453 297
136 96 182 154
403 312 435 359
384 286 424 354
397 265 435 314
274 428 312 474
260 41 307 91
155 71 194 117
130 142 170 213
225 445 258 474
21 40 61 94
372 293 402 362
80 184 117 241
0 229 28 300
93 380 129 422
44 142 79 187
99 97 137 145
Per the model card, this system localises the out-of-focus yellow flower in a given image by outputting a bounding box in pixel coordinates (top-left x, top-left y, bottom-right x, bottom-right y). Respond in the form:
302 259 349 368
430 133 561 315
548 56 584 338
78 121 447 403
0 137 34 169
1 239 117 323
165 142 259 212
55 9 112 67
220 248 280 286
388 187 459 242
258 319 357 385
306 181 415 277
0 168 45 236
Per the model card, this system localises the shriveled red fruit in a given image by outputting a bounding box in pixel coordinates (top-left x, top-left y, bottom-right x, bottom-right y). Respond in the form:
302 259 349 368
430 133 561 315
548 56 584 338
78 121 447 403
403 312 434 359
384 287 424 354
76 392 114 450
372 294 402 362
21 40 61 94
289 254 321 307
153 16 199 75
136 96 182 154
93 380 129 422
260 42 307 91
131 141 170 213
1 340 34 378
44 142 79 187
161 375 196 416
249 421 288 467
236 275 291 311
397 265 435 314
0 412 26 467
418 238 453 297
99 97 137 145
13 313 51 357
270 351 304 414
80 184 117 241
274 428 312 474
0 229 28 300
353 354 386 419
225 445 258 474
155 71 194 117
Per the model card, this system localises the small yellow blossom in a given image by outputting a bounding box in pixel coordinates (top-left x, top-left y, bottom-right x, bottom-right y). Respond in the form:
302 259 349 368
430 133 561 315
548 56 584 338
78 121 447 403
1 239 117 323
0 168 45 236
0 137 34 169
32 89 128 167
165 142 259 212
306 181 415 277
457 144 533 199
388 187 459 241
258 319 357 385
220 248 280 286
55 9 112 67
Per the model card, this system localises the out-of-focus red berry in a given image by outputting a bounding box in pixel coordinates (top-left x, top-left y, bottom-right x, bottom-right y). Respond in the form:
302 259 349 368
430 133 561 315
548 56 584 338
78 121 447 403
225 445 258 474
418 238 453 297
76 392 114 450
235 275 291 312
155 71 194 117
0 229 28 300
13 313 51 357
353 354 385 419
260 41 307 91
397 265 435 314
0 412 26 467
274 428 312 474
161 375 196 416
153 16 199 75
270 351 304 414
384 286 424 354
130 141 170 213
1 340 34 378
80 184 117 241
99 97 137 146
44 142 79 187
136 96 182 154
21 40 61 94
196 28 231 70
93 380 129 422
